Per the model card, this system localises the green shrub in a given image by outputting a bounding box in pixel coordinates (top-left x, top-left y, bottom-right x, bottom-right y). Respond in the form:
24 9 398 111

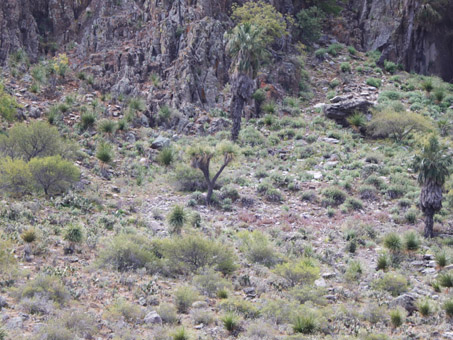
28 156 80 195
238 230 279 267
158 105 173 122
322 186 347 206
262 101 277 115
98 234 158 272
384 60 398 74
158 303 178 324
383 233 402 252
64 224 83 244
219 297 260 319
327 43 343 56
274 258 320 286
231 1 288 44
359 185 377 200
345 260 363 282
157 147 174 166
344 197 363 211
444 300 453 318
366 78 382 88
0 121 61 161
389 308 404 328
97 119 116 135
172 327 189 340
417 299 432 317
106 298 144 322
347 112 366 128
0 84 20 121
438 272 453 288
17 275 70 305
373 272 408 296
296 7 324 43
368 109 432 141
0 157 31 195
174 286 199 313
80 112 96 130
340 62 351 73
403 231 420 251
193 268 232 297
292 313 317 334
167 205 187 234
421 79 434 93
222 313 240 332
162 233 237 274
96 141 114 164
128 97 146 112
380 90 401 100
0 238 19 284
436 252 448 268
405 209 418 224
21 228 37 243
174 165 208 192
348 46 357 55
315 48 327 59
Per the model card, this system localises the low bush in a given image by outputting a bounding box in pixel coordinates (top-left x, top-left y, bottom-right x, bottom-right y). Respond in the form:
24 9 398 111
373 272 408 296
322 186 347 206
174 286 199 313
16 275 70 305
367 109 432 141
274 258 320 286
238 230 280 267
193 268 232 297
106 298 144 322
366 78 382 88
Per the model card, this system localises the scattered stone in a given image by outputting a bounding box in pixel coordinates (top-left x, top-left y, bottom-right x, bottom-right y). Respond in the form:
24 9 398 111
315 278 327 288
243 287 256 298
0 296 7 309
306 171 323 180
151 136 171 149
144 311 162 325
423 254 434 260
322 273 336 279
389 293 417 315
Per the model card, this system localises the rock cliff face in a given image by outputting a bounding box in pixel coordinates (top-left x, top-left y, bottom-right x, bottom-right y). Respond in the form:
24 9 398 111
0 0 451 117
343 0 453 82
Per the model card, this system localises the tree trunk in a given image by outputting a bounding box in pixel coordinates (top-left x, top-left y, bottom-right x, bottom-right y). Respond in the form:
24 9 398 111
231 94 245 141
230 73 254 141
424 209 434 238
206 184 214 206
420 181 442 238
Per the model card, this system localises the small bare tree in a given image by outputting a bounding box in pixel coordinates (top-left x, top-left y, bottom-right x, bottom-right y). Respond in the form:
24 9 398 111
188 141 238 205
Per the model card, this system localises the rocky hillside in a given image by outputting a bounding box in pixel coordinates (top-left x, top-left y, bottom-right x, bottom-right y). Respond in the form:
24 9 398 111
1 1 453 340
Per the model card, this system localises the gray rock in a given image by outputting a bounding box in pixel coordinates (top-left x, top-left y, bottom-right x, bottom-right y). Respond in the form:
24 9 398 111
0 296 7 309
324 98 374 126
144 311 162 325
389 293 417 315
151 136 171 149
6 317 23 330
315 278 327 288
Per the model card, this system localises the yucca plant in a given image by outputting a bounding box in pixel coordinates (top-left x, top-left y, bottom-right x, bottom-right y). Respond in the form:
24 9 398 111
222 313 240 332
168 205 187 234
413 135 452 237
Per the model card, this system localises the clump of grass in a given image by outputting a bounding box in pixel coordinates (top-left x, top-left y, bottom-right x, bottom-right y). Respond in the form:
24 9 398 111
97 119 116 135
172 327 189 340
157 147 174 166
383 233 402 252
436 252 448 268
21 229 37 243
403 231 420 251
438 272 453 288
376 253 389 271
174 286 199 313
366 78 382 88
167 205 187 234
389 309 404 328
444 300 453 318
222 313 240 332
417 299 432 317
292 313 317 334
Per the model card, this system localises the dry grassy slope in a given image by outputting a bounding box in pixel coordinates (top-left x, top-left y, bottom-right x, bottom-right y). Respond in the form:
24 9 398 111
1 45 453 340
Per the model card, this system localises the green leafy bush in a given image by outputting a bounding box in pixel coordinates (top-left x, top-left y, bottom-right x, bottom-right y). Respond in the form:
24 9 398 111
322 186 347 206
366 78 382 88
274 258 320 286
28 156 80 195
367 109 432 141
373 272 408 296
174 286 199 313
238 230 279 267
0 121 61 161
162 233 237 274
0 83 20 121
106 298 144 322
167 205 187 234
17 275 70 305
98 234 158 272
296 6 324 43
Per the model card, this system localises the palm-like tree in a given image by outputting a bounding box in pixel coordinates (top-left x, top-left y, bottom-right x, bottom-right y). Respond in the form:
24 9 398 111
413 135 452 238
226 23 267 141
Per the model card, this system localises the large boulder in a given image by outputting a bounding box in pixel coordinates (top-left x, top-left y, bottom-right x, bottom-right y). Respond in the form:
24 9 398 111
324 98 374 126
